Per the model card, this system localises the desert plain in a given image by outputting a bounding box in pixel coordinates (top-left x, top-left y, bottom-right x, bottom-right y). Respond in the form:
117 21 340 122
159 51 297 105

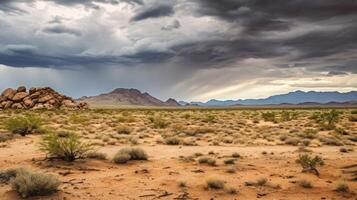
0 108 356 200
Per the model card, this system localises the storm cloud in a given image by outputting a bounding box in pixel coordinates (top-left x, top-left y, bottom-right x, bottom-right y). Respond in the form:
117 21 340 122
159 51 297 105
0 0 356 101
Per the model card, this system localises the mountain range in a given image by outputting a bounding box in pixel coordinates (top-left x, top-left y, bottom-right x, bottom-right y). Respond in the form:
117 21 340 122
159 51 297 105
188 90 357 106
78 88 180 107
78 89 357 107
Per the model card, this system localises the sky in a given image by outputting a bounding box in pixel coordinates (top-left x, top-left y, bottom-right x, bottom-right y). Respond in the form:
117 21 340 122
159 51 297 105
0 0 356 102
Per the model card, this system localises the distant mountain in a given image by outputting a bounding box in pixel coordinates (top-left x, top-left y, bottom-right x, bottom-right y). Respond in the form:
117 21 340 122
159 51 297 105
189 91 357 106
78 88 180 107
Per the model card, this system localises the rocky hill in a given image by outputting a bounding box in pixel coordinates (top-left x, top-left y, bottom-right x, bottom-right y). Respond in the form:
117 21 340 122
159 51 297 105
0 86 88 110
78 88 180 107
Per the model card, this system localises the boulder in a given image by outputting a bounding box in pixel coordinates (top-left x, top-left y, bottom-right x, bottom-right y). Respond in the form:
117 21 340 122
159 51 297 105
12 92 29 102
0 86 88 110
17 86 26 92
11 103 24 109
3 101 13 109
29 87 37 94
1 88 16 100
38 95 53 103
23 99 35 108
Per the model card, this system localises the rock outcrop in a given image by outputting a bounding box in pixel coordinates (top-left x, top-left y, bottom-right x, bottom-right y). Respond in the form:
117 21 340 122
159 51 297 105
0 86 88 110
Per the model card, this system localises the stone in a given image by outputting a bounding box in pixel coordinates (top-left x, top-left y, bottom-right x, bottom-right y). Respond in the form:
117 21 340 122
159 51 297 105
12 92 29 102
1 88 16 100
32 104 45 110
28 91 41 99
3 101 13 109
38 95 53 103
24 99 34 107
62 100 75 107
11 103 24 109
43 103 54 110
29 87 37 94
17 86 26 92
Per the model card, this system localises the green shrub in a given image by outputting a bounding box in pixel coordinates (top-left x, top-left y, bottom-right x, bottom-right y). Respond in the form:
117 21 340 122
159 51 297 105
5 115 42 136
202 115 215 123
149 116 169 129
11 168 60 198
39 132 94 162
296 154 324 176
206 178 225 189
262 112 276 122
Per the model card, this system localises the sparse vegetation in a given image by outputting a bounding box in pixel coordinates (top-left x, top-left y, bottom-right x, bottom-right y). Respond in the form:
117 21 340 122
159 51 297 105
39 132 94 162
296 154 324 176
5 115 42 136
113 147 148 164
206 178 225 189
198 157 216 166
334 182 350 193
11 168 60 198
298 179 312 188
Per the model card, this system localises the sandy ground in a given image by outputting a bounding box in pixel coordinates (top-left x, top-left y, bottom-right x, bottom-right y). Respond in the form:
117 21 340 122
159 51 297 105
1 135 356 200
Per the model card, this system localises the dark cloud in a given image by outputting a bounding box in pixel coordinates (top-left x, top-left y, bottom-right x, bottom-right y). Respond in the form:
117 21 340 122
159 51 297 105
161 19 180 31
42 25 82 36
45 0 143 8
131 4 174 21
194 0 357 34
0 0 31 14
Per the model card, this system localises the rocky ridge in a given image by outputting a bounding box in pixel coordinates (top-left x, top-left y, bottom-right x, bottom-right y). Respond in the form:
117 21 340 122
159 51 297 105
0 86 88 110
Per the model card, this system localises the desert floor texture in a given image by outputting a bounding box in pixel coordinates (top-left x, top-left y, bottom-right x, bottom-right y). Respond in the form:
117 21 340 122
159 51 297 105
0 108 356 200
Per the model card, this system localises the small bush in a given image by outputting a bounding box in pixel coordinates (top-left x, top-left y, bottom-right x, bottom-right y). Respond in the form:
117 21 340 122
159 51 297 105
225 167 236 174
113 153 131 164
11 168 60 198
206 178 225 189
231 152 240 158
296 154 324 176
198 157 216 166
262 112 276 122
0 169 17 184
177 180 187 188
335 183 349 193
164 136 181 145
298 179 312 188
149 116 169 129
116 125 132 135
113 147 148 164
225 186 238 194
256 177 267 186
39 132 94 162
224 159 235 165
202 115 216 123
5 115 42 136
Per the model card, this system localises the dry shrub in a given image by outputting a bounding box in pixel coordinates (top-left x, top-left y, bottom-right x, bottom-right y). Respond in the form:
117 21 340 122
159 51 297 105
11 168 60 198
